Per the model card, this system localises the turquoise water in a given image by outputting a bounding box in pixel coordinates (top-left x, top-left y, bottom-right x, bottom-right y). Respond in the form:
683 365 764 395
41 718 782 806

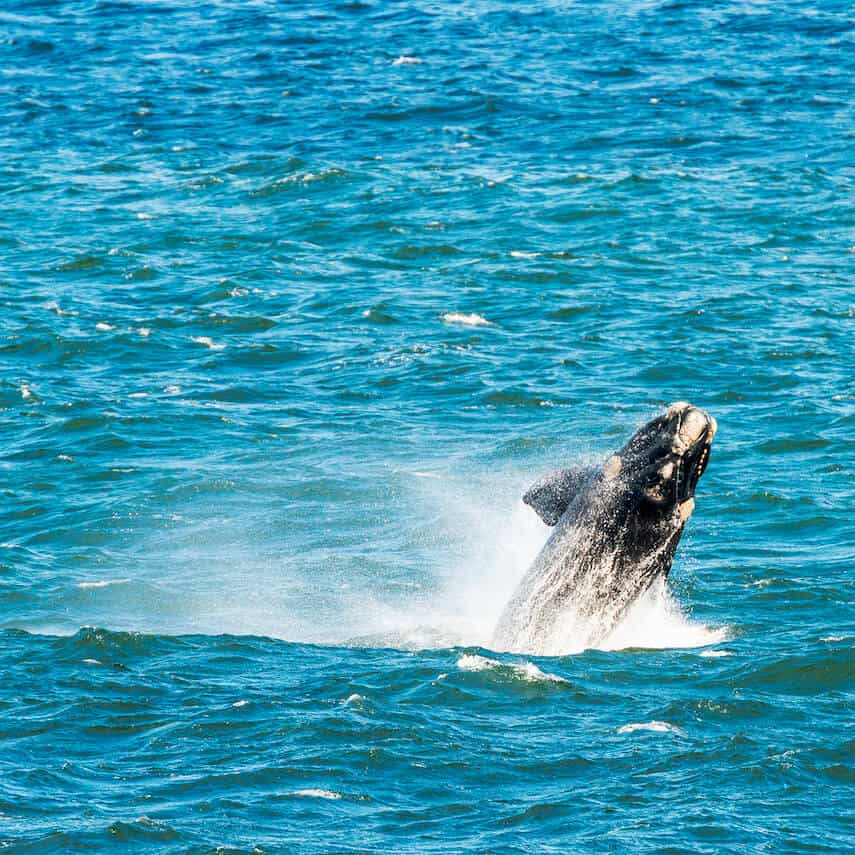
2 1 853 851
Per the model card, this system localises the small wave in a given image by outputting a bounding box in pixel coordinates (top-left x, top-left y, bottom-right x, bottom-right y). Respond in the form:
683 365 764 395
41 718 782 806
392 55 422 66
457 654 567 684
618 721 686 736
95 322 115 332
820 635 847 643
232 699 249 708
510 250 540 259
699 649 734 658
441 312 492 327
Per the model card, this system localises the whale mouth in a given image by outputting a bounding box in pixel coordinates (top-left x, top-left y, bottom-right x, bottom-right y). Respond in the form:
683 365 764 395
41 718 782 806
673 407 715 503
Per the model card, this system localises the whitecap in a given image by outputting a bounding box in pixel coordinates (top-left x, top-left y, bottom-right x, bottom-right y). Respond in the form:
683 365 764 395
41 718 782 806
820 635 847 642
20 384 32 400
618 721 686 736
44 301 77 316
136 212 153 220
232 700 249 708
457 653 498 672
290 789 343 800
164 384 182 394
191 336 226 350
137 327 151 337
78 578 130 589
344 693 364 705
441 312 492 327
456 654 567 684
699 649 733 658
510 250 540 259
95 322 115 332
518 662 568 683
393 56 422 66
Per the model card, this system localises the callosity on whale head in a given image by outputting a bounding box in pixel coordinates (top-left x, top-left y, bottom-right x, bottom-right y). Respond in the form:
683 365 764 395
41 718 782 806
492 402 716 655
615 401 716 519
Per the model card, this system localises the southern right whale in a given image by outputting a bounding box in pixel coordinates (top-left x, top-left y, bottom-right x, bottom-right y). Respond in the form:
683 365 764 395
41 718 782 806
492 403 716 654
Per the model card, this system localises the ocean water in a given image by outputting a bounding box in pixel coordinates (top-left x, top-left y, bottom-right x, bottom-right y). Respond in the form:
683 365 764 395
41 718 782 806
1 0 853 851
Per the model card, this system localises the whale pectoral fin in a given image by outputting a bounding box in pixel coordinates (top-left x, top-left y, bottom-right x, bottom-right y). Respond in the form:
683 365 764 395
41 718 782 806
523 467 594 525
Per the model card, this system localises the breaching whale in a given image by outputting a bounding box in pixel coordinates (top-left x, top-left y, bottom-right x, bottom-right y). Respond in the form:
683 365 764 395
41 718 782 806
492 402 716 654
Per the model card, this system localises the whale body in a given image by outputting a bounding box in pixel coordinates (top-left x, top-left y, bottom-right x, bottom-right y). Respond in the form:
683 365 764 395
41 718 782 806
492 403 716 654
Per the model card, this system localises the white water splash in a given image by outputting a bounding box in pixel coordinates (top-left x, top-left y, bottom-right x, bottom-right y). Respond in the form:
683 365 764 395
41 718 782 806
339 469 724 656
600 580 728 653
121 461 725 657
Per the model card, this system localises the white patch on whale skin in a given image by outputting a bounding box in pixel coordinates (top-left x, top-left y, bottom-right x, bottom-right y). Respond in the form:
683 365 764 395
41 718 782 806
679 408 708 444
678 498 695 521
602 455 622 480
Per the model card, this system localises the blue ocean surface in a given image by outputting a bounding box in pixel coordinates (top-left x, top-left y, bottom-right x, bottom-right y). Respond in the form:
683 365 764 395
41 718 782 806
1 0 853 851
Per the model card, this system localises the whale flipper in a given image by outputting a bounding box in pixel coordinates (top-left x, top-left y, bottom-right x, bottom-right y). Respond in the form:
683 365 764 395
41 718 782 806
523 467 595 525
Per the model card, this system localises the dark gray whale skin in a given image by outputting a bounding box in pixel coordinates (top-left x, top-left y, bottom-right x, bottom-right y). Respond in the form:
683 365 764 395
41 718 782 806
492 403 716 654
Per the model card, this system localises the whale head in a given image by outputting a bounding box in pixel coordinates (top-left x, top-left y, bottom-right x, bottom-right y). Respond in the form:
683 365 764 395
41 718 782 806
609 402 716 520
